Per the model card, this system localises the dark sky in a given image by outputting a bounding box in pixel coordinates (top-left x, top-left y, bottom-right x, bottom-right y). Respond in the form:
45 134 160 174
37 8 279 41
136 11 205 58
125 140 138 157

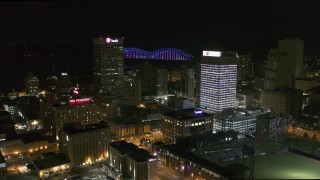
0 0 320 91
1 0 320 53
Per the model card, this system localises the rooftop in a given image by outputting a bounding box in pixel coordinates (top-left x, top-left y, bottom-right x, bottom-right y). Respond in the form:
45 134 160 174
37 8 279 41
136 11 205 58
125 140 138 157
32 153 70 170
163 108 212 120
127 148 155 163
110 140 138 155
62 121 109 135
110 116 141 125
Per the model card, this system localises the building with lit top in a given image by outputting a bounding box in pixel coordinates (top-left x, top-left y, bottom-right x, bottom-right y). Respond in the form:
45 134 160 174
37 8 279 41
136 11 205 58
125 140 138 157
60 121 110 166
25 72 39 96
200 51 238 112
48 98 100 134
161 108 213 142
93 37 124 95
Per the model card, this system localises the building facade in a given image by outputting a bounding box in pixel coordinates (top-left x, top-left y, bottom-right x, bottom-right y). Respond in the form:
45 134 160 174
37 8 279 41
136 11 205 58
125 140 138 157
200 51 238 112
49 99 100 133
157 69 168 95
93 37 124 95
60 121 111 166
183 68 195 99
161 109 213 142
256 112 291 137
260 38 304 118
25 73 39 96
109 140 158 180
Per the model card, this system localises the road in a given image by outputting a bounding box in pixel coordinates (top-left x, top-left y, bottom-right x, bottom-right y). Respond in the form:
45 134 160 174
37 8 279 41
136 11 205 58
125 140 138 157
288 127 320 141
158 164 189 180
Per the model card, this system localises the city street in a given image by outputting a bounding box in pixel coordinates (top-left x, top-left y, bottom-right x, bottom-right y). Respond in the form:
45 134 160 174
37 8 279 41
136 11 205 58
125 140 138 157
157 164 189 180
288 127 320 141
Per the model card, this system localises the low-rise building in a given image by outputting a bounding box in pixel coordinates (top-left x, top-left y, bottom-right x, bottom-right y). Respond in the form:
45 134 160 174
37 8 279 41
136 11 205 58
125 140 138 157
109 140 158 180
107 117 150 139
256 112 291 137
32 153 70 178
161 108 213 142
213 108 267 134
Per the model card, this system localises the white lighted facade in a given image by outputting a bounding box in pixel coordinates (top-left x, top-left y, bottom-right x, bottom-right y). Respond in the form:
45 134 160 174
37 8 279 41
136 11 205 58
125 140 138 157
93 37 124 95
200 51 238 112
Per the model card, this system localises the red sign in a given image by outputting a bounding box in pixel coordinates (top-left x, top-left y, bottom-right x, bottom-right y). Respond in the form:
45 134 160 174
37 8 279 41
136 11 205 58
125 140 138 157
69 98 91 106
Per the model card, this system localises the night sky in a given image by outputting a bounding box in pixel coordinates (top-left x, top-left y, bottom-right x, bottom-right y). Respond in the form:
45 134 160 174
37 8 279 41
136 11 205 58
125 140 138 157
0 0 320 91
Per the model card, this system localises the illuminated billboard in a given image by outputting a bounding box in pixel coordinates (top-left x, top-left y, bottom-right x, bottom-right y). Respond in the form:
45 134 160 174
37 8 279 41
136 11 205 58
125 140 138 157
202 51 221 57
69 98 91 106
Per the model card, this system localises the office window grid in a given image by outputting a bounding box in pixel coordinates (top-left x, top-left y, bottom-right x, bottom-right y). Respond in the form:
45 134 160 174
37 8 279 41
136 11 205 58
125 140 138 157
200 64 237 112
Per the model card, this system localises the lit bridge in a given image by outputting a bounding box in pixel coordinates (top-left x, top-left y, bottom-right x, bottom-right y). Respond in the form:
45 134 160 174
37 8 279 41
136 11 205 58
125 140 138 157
124 48 193 61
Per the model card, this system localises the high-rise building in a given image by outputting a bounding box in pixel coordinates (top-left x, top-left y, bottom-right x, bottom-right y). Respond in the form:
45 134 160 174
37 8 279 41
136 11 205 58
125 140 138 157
238 52 252 81
93 37 124 95
156 69 168 95
183 68 195 99
263 49 293 90
56 73 71 101
260 38 304 117
25 73 39 96
123 75 141 102
278 38 304 78
60 121 111 166
200 51 238 112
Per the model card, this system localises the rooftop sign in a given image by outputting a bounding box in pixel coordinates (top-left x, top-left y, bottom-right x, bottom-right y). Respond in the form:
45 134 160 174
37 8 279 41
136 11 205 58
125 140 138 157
69 98 91 106
203 51 221 57
106 37 119 43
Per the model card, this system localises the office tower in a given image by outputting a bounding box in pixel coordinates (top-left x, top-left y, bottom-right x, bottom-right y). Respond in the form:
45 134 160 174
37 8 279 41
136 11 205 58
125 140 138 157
60 121 110 166
25 73 39 96
183 68 195 99
139 62 157 96
278 38 304 78
200 51 238 112
263 49 293 90
238 52 252 81
56 73 71 101
93 37 124 95
156 69 168 95
260 89 302 117
260 38 303 117
123 75 141 102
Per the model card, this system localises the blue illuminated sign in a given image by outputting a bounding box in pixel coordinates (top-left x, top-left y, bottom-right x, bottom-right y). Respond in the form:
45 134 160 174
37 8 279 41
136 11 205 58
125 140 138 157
194 110 203 114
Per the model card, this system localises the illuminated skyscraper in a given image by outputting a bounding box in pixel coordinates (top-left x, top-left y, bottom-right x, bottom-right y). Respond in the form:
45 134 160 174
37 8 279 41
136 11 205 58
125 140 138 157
200 51 238 112
93 37 124 95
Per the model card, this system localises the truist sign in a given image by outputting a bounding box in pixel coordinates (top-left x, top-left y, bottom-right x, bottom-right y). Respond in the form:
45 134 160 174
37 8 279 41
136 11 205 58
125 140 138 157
106 37 119 43
194 110 203 114
69 98 91 106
